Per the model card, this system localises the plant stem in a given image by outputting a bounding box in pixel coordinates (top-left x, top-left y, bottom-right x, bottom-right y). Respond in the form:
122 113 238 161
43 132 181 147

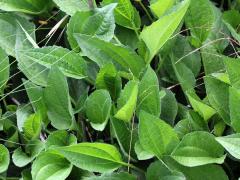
137 1 154 22
88 0 94 9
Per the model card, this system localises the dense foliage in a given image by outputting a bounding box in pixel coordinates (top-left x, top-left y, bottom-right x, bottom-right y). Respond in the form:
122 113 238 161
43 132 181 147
0 0 240 179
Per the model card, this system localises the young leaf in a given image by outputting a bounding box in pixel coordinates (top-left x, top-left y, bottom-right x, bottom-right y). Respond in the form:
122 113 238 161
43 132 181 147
0 144 9 173
171 131 225 167
204 76 230 125
215 133 240 159
139 111 179 158
136 66 160 117
0 0 53 14
23 113 41 140
224 57 240 89
56 143 125 173
86 90 112 131
102 0 141 30
67 4 116 50
0 48 9 94
74 34 145 78
45 130 77 150
140 0 190 62
114 81 138 122
53 0 91 16
31 151 72 180
147 161 185 180
229 87 240 132
134 140 154 160
44 67 75 130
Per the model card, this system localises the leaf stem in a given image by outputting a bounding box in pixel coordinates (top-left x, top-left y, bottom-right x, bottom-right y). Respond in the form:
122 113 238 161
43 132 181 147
136 0 154 22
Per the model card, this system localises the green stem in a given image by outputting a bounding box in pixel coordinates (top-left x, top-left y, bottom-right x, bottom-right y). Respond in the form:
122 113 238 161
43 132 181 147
137 1 154 22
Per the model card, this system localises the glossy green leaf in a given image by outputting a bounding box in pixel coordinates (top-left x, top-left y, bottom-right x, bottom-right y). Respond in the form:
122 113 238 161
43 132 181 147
224 57 240 89
56 143 125 173
16 104 32 132
0 144 9 173
139 111 179 158
44 67 75 130
31 151 72 180
53 0 91 16
140 0 190 62
115 81 138 122
0 0 53 14
150 0 175 18
229 87 240 132
67 4 116 50
74 34 145 78
45 130 77 150
136 66 160 117
86 89 112 131
23 113 41 140
134 140 154 160
147 161 185 180
171 131 225 167
216 133 240 159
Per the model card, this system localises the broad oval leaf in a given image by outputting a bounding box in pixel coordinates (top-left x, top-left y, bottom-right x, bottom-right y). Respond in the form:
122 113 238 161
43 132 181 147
215 133 240 160
224 57 240 89
136 66 160 117
86 89 112 131
31 151 72 180
0 0 53 14
0 47 9 94
44 67 75 130
139 111 179 158
56 143 125 173
171 131 226 167
74 34 145 78
150 0 175 18
114 81 138 122
140 0 190 62
0 144 9 173
229 87 240 132
23 113 41 140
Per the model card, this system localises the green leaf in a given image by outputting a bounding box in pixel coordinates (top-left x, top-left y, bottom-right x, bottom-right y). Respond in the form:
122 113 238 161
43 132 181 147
0 48 9 94
12 140 44 167
163 157 229 180
74 34 145 78
45 130 77 150
224 57 240 89
160 89 178 125
204 76 230 125
0 13 35 57
102 0 141 30
16 104 32 132
24 80 47 123
150 0 175 18
0 144 9 173
134 140 154 160
67 4 116 50
147 161 185 180
85 172 136 180
53 0 91 16
171 131 225 167
139 111 179 158
86 90 112 131
31 151 72 180
56 143 125 173
136 66 160 117
0 0 52 14
111 117 138 159
215 133 240 159
95 63 122 101
185 0 215 44
229 87 240 132
23 113 41 140
140 0 190 62
44 67 75 130
17 46 87 86
187 91 216 121
114 81 138 122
